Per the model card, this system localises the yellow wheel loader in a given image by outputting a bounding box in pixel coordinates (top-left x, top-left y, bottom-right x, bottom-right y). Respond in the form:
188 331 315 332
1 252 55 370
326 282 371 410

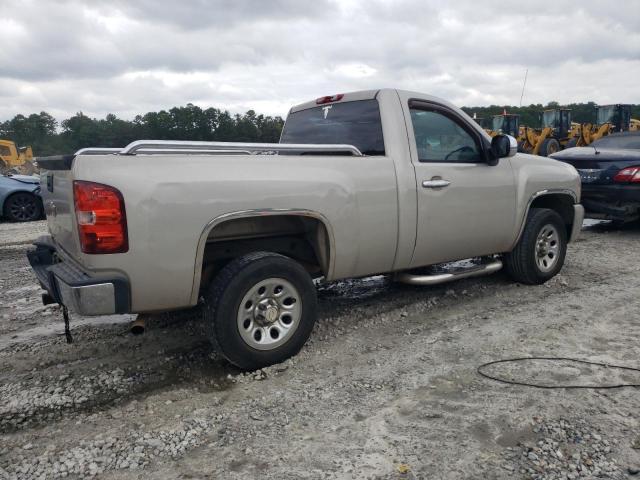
570 104 632 147
520 109 572 157
0 140 35 174
488 113 521 138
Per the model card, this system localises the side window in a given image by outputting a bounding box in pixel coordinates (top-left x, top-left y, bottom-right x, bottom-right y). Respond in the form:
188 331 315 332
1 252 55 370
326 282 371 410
410 108 483 163
0 145 10 158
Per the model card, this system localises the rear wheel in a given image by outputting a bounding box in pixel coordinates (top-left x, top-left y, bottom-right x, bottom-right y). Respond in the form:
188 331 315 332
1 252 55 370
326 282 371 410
504 208 567 284
203 251 318 370
539 138 561 157
4 192 42 222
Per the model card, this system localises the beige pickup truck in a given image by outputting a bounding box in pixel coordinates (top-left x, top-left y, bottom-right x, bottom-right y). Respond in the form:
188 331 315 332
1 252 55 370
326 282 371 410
29 89 583 369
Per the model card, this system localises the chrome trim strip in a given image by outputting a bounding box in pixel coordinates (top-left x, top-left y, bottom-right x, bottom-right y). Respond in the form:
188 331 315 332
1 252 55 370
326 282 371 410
512 189 579 247
395 259 503 285
189 209 337 305
570 204 585 243
74 148 122 155
129 149 253 155
120 140 363 156
505 134 518 157
422 179 451 188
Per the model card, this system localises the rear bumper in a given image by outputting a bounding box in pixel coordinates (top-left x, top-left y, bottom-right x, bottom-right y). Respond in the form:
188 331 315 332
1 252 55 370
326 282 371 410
581 184 640 221
27 236 130 316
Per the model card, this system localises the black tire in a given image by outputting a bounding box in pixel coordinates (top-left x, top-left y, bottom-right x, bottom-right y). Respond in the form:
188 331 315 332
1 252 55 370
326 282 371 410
565 138 578 149
3 192 42 222
539 138 561 157
504 208 567 285
203 251 317 370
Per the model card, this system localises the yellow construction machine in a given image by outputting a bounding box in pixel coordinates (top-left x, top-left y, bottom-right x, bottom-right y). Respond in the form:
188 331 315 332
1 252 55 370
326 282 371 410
488 113 521 139
519 108 572 157
570 104 632 147
0 140 35 174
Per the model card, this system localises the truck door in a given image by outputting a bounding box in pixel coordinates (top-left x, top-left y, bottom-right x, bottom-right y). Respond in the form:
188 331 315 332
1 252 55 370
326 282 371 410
406 101 517 268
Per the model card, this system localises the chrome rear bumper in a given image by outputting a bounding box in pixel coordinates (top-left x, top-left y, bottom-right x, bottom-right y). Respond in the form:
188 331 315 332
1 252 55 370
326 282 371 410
27 236 129 316
55 279 117 316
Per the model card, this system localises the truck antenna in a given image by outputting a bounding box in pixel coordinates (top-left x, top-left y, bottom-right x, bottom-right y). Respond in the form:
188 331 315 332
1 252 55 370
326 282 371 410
519 68 528 107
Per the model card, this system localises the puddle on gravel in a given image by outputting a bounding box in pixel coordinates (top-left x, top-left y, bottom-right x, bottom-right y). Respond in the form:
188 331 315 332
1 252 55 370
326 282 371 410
582 219 609 228
317 275 392 301
316 259 487 303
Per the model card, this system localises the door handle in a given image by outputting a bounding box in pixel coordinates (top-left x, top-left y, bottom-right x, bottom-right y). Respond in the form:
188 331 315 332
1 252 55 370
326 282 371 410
422 179 451 188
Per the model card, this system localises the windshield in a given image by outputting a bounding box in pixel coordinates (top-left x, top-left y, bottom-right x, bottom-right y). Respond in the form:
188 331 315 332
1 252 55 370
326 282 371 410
542 110 558 128
597 106 617 125
592 134 640 150
492 115 519 136
280 99 385 155
491 116 504 132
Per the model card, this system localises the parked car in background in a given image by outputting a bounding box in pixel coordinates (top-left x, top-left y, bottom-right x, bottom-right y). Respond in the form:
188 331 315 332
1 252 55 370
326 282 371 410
0 174 42 222
551 132 640 223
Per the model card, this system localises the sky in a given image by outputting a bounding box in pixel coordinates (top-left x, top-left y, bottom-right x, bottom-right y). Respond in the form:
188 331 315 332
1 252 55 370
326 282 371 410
1 0 639 121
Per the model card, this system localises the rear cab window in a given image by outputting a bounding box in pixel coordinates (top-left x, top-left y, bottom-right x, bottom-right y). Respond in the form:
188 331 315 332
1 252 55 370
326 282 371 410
280 99 385 155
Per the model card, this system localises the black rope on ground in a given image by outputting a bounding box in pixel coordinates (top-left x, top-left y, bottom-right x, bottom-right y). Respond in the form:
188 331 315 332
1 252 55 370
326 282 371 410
477 357 640 389
62 305 73 344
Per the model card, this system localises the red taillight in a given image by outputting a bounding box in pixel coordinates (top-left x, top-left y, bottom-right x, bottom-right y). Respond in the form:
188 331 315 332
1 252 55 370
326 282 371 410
315 94 344 104
613 166 640 183
73 181 128 254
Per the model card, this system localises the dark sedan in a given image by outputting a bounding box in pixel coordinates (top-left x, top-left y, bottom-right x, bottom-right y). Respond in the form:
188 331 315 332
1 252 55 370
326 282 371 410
551 132 640 223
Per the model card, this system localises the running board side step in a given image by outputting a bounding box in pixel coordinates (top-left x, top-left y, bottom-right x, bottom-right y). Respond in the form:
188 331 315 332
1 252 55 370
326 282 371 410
394 259 503 286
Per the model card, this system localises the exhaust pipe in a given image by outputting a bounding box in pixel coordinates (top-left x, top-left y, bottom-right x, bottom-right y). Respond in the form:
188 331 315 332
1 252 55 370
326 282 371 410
130 316 146 335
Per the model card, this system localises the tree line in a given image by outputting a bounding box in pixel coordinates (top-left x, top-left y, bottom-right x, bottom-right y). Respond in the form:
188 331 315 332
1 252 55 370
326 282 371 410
1 101 639 156
0 104 285 156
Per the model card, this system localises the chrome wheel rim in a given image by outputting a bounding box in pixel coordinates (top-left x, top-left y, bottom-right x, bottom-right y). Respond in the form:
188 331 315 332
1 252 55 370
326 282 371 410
535 224 560 272
8 194 37 221
237 277 302 351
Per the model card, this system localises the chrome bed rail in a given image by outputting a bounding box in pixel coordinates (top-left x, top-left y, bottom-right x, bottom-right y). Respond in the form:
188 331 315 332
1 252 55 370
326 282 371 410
74 140 364 157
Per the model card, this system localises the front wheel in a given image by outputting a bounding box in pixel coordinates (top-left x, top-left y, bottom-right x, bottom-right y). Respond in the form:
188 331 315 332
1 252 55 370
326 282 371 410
4 192 42 222
504 208 567 284
539 138 561 157
203 251 318 370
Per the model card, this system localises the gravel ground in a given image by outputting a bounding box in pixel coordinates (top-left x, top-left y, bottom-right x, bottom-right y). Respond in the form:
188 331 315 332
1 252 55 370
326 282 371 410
1 219 640 479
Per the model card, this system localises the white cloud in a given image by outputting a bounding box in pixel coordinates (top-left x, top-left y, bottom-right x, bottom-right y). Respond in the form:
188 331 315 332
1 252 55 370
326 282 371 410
331 63 378 79
1 0 639 121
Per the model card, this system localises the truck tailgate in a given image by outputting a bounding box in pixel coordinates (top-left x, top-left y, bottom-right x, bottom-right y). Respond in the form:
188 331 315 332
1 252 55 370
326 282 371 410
38 156 80 258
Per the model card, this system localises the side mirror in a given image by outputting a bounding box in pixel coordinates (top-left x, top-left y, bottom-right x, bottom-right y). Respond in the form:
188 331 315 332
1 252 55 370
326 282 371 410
488 134 517 165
